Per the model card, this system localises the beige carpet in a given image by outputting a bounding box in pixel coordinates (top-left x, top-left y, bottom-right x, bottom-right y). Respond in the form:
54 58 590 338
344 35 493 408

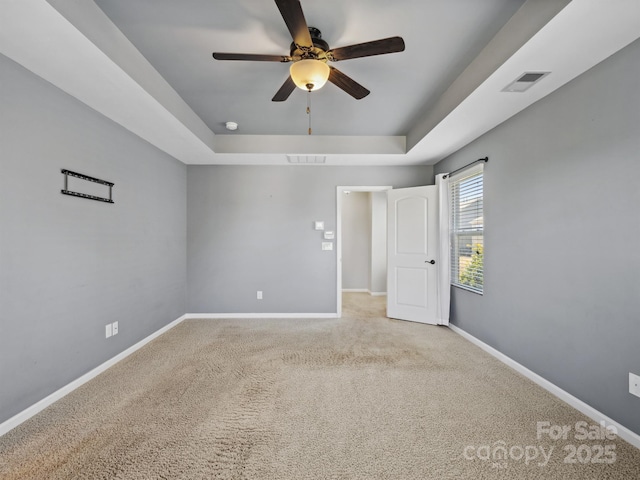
1 293 639 479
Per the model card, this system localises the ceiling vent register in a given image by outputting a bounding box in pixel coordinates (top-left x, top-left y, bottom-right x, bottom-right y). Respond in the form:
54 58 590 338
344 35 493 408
287 155 327 164
502 72 550 92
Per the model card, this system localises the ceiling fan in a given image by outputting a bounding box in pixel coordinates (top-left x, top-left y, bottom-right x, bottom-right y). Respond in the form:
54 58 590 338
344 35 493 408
212 0 405 102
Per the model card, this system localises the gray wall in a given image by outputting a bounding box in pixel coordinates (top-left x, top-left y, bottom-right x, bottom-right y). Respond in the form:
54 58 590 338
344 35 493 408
187 166 433 314
435 39 640 435
369 192 388 294
0 54 187 424
342 192 371 290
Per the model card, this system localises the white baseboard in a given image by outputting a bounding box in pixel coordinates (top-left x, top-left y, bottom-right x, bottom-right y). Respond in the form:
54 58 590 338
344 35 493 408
342 289 387 297
0 314 187 437
186 313 339 319
448 323 640 450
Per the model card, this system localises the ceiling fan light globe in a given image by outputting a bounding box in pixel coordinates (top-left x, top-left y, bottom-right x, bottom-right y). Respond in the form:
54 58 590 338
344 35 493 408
290 59 330 91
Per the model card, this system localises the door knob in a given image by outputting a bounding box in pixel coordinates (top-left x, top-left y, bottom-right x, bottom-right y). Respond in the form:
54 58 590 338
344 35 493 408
425 259 435 265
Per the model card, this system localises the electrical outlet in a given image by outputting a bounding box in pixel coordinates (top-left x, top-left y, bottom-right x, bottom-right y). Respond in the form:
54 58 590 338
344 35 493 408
630 372 640 398
112 321 119 335
257 291 263 300
105 324 112 338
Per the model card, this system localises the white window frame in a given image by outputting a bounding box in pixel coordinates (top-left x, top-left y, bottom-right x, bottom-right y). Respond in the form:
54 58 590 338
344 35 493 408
449 164 484 294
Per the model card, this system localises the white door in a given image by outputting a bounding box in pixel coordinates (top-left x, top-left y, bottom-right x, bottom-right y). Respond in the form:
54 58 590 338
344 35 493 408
387 186 439 324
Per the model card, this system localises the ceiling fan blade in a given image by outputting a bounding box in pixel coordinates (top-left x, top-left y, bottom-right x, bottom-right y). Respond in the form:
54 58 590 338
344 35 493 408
328 67 370 100
274 0 313 47
213 52 291 62
328 36 405 61
272 76 297 102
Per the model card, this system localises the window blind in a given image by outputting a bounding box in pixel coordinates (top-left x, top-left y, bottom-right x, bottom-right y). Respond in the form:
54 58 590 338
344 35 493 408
450 167 484 294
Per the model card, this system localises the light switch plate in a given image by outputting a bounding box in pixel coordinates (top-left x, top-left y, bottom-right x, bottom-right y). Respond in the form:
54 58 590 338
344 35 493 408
112 321 118 335
105 324 112 338
630 372 640 398
314 221 325 231
322 242 333 251
324 231 334 240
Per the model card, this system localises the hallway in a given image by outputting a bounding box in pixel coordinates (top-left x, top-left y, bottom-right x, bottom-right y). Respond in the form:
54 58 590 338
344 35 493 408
342 292 386 319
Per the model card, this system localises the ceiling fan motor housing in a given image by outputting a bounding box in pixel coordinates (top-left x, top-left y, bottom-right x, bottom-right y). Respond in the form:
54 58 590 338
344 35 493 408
290 27 329 60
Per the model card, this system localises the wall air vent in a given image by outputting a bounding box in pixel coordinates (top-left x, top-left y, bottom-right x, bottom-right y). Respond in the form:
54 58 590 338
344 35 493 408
502 72 550 93
287 155 326 164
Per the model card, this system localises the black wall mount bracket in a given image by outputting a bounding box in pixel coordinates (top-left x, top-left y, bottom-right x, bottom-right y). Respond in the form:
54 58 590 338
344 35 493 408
61 169 114 204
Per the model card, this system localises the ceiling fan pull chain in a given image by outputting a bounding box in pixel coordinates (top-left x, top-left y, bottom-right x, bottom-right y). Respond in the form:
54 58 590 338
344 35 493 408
307 87 312 135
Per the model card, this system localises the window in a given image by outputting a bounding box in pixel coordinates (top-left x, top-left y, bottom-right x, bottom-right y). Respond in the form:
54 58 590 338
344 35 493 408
450 165 484 294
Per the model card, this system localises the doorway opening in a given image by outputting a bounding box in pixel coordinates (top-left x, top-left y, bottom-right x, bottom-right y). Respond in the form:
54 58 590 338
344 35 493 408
336 186 392 317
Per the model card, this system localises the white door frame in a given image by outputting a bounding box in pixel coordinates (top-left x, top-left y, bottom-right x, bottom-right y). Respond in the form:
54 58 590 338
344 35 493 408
336 185 392 317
